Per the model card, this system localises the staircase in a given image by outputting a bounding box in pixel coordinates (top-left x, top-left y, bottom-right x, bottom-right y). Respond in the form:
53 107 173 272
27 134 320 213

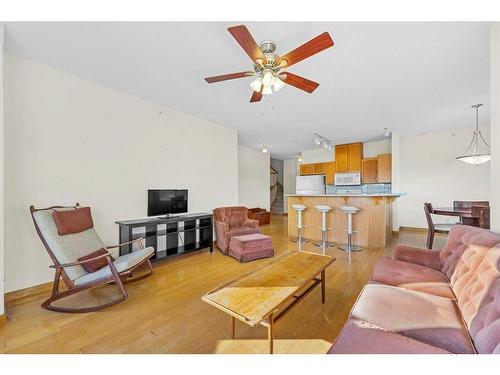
271 181 284 214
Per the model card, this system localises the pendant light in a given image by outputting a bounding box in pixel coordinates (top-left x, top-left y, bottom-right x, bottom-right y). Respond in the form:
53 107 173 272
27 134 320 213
456 104 491 166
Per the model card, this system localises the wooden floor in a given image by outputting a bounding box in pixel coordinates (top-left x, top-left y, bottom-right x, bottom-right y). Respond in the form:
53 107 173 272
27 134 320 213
0 215 446 354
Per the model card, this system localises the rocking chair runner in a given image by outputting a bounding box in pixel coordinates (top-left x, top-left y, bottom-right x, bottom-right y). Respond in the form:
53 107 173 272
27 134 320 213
30 203 155 313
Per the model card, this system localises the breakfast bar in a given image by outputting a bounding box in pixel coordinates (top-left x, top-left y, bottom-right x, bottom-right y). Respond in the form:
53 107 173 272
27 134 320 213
286 194 400 248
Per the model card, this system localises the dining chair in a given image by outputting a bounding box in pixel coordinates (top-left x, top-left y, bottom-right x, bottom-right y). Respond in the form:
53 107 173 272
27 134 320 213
471 205 490 229
424 202 456 249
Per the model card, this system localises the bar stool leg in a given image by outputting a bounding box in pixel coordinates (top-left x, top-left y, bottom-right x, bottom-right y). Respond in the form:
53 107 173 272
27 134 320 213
314 211 334 255
339 212 362 253
290 209 308 251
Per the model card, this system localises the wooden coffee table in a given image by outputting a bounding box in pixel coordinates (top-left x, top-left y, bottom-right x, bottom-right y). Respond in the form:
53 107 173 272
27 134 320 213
202 251 335 353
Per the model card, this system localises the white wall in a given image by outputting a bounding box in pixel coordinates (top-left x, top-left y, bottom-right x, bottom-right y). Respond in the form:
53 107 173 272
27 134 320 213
491 23 500 232
283 158 299 214
363 139 391 158
4 54 239 292
0 25 5 314
391 132 401 231
398 127 491 228
301 148 332 163
237 145 270 210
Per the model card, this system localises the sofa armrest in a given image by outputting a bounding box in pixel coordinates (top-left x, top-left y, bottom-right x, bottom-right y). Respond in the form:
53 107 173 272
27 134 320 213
244 218 259 229
394 245 442 270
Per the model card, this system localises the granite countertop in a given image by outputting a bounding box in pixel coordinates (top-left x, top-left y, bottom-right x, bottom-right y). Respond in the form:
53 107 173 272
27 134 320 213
285 193 403 197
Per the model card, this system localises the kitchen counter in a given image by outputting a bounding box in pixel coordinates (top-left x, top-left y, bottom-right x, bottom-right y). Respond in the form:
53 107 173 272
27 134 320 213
287 194 400 248
286 193 402 197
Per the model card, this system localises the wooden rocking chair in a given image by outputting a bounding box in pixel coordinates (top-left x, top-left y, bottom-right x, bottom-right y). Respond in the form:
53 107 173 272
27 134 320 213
30 203 154 313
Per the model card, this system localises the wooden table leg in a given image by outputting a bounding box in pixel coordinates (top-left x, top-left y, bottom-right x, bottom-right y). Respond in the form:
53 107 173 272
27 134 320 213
268 314 274 354
321 270 326 304
231 316 235 339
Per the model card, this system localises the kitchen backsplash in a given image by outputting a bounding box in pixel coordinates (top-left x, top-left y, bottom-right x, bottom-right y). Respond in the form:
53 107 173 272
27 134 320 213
326 183 392 194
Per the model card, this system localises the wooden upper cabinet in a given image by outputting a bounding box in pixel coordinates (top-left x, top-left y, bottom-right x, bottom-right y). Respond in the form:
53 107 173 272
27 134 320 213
362 158 378 183
325 161 336 185
377 153 392 183
299 164 314 175
335 142 363 173
347 142 363 172
335 144 348 173
313 162 326 175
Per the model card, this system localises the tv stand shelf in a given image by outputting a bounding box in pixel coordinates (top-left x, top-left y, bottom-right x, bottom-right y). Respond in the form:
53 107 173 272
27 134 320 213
115 213 213 262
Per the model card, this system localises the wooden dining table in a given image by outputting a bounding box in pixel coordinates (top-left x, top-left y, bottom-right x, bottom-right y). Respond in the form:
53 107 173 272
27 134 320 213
433 207 479 226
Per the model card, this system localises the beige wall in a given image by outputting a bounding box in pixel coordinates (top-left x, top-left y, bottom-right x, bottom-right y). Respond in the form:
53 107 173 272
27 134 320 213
0 25 4 314
398 127 491 228
283 158 299 214
363 139 391 158
300 148 332 163
491 23 500 232
4 54 239 292
237 145 270 210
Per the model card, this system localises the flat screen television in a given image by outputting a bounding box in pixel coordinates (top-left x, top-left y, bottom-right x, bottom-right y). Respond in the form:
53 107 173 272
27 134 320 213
148 189 188 216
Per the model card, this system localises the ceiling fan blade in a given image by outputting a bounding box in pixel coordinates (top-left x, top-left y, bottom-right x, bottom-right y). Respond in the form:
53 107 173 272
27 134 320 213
279 32 334 68
228 25 266 63
204 71 252 83
282 72 319 93
250 90 263 103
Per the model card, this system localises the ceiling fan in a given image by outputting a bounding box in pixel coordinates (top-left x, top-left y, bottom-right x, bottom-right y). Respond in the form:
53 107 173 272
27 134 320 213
204 25 334 103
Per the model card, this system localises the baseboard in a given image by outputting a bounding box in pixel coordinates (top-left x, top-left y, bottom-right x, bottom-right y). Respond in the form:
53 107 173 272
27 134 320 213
5 281 53 303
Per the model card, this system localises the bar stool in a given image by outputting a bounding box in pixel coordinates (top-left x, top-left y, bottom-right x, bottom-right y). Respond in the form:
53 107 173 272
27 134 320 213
290 204 308 251
338 206 361 260
314 205 334 255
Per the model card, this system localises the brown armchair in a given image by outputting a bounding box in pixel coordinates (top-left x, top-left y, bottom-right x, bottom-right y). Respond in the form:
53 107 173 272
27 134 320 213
213 206 260 253
248 208 271 226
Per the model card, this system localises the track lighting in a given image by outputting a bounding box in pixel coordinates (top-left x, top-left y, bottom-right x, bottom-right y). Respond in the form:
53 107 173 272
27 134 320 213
313 133 332 150
261 144 268 153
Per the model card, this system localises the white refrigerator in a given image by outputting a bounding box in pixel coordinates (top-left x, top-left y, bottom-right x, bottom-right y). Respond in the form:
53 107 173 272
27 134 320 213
296 175 326 195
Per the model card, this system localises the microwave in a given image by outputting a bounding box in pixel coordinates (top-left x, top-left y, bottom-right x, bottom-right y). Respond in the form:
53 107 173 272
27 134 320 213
334 172 361 186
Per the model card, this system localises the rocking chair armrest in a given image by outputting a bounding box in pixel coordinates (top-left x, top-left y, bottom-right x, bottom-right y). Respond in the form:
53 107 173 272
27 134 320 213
106 236 145 250
50 250 114 269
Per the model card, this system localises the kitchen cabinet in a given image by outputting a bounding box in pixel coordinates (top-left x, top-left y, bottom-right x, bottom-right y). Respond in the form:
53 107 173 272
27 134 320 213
335 142 363 173
299 163 314 175
325 161 336 185
313 162 326 175
377 153 392 183
361 158 378 183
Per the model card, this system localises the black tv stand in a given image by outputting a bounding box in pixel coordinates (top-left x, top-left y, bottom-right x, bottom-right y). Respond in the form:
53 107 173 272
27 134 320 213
115 212 213 263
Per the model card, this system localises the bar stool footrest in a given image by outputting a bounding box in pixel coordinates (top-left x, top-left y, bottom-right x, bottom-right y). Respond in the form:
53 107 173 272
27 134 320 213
338 244 362 252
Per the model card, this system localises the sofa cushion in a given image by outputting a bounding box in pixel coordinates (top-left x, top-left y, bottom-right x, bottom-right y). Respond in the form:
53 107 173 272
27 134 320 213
350 283 475 353
441 226 500 278
440 225 481 278
454 246 500 353
372 258 454 298
328 318 451 354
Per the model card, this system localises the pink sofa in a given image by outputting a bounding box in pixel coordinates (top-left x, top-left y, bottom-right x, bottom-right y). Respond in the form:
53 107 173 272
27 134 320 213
329 225 500 354
213 206 260 254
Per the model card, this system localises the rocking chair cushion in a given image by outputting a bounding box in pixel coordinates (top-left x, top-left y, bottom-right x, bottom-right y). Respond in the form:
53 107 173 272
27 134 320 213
33 207 108 281
53 207 94 235
78 248 114 273
73 246 154 286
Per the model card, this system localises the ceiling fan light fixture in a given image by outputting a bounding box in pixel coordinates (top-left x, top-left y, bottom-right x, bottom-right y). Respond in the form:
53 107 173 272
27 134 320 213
272 77 285 92
262 70 274 87
250 77 263 92
262 86 273 95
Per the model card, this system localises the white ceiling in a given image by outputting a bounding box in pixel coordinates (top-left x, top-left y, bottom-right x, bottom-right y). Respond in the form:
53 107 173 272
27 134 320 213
4 22 490 159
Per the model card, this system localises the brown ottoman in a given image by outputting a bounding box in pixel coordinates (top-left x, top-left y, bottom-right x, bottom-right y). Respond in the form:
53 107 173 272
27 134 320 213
229 233 274 263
